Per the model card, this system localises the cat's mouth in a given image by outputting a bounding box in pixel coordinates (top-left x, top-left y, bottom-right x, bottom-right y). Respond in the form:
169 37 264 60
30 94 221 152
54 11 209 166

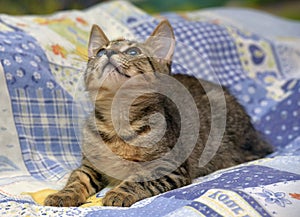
85 58 131 92
103 60 130 78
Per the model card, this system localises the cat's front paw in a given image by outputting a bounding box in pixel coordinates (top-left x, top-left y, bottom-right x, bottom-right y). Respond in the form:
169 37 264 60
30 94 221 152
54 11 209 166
102 190 136 207
44 190 86 207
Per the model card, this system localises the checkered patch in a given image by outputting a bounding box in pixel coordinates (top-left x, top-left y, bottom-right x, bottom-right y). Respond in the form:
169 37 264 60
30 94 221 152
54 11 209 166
130 18 246 86
11 88 82 180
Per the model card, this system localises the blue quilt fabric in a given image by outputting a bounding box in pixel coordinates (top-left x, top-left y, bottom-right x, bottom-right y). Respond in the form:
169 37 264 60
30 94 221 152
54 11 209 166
0 1 299 216
0 21 82 180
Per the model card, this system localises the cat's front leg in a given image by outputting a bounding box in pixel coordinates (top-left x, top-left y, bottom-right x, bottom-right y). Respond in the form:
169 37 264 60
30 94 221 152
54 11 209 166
102 165 191 207
44 165 107 207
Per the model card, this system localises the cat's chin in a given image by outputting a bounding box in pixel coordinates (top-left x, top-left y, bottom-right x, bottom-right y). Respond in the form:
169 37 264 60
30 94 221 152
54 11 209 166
103 63 130 79
86 66 129 92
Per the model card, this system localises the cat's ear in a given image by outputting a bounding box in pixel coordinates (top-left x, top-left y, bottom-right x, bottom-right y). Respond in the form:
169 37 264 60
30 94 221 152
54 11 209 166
145 20 175 62
88 24 109 58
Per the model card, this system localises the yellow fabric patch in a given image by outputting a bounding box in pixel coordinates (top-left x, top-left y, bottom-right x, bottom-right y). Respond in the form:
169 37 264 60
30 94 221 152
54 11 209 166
23 189 103 207
80 194 103 207
22 189 58 206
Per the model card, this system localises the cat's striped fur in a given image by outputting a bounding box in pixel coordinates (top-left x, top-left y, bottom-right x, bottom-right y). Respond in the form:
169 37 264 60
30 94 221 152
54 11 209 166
44 20 272 207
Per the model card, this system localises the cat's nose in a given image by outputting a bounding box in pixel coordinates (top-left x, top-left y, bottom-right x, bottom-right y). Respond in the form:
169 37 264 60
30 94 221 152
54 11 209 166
106 49 118 58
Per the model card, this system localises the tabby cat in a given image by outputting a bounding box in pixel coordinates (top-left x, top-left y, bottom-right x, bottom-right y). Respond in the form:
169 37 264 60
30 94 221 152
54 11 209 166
44 20 272 207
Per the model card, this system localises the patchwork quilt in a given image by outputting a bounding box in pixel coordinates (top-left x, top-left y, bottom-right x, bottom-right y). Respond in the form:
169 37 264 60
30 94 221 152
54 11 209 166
0 1 299 216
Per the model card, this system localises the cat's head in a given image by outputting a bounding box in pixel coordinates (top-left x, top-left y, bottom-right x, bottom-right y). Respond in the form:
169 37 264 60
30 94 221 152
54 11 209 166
85 20 175 92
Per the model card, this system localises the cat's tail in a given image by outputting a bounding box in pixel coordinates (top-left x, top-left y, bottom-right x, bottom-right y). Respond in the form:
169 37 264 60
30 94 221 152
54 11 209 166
244 126 273 161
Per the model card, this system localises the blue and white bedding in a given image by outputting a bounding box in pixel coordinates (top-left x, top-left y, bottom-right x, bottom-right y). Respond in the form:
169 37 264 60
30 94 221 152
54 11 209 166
0 1 299 216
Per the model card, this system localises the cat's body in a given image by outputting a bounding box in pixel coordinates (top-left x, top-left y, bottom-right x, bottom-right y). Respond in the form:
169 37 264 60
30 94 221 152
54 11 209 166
44 20 272 207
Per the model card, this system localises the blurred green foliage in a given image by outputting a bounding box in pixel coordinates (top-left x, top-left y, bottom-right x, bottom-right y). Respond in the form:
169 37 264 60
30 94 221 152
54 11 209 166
134 0 300 20
0 0 299 20
0 0 100 15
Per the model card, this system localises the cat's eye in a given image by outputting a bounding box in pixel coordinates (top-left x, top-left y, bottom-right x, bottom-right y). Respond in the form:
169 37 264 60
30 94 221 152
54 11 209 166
125 47 141 56
97 49 106 57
